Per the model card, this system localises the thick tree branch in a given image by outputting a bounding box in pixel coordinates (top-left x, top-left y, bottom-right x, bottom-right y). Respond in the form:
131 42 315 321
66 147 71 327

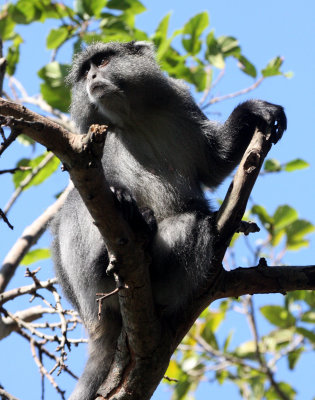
216 126 275 247
214 264 315 300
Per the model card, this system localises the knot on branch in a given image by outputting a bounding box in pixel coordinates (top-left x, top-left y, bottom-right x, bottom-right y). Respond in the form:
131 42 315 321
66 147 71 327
68 124 108 169
244 150 261 173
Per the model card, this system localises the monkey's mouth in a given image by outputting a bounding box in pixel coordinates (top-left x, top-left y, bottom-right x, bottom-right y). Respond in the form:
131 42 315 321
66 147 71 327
89 81 106 94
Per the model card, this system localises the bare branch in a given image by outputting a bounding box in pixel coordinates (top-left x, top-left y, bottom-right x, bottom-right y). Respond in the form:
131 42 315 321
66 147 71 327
0 166 32 175
0 208 13 230
0 388 20 400
30 339 66 400
205 77 264 107
0 278 57 304
0 39 7 96
0 305 54 340
0 183 72 292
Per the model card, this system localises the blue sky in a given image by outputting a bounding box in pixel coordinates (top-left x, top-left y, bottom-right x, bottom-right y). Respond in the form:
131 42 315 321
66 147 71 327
1 1 315 399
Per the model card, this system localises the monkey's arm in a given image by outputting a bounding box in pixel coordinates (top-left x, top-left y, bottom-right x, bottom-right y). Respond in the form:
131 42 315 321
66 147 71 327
199 99 287 187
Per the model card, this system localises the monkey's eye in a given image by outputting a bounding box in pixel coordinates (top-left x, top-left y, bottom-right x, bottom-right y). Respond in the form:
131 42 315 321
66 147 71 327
92 52 113 68
80 62 90 79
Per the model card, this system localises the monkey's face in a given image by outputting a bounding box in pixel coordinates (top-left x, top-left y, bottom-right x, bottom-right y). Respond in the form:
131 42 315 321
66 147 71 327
69 42 167 129
79 51 129 127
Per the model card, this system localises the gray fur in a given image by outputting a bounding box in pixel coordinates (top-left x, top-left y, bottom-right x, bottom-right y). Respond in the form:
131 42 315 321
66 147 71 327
51 41 286 400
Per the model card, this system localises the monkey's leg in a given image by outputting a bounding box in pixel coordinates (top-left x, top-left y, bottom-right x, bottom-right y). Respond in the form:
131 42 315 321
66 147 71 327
68 310 121 400
150 211 214 315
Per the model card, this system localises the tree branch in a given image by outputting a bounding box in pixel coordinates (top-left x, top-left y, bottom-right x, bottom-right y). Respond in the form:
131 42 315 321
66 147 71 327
0 183 72 292
214 264 315 300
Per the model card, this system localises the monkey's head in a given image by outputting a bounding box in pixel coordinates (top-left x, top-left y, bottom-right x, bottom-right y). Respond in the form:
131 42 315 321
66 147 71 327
67 41 170 132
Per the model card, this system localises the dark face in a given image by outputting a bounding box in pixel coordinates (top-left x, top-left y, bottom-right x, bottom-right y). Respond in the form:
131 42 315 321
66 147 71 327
69 42 169 129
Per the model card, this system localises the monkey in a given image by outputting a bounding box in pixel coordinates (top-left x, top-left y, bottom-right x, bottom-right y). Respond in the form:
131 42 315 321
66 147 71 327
51 41 287 400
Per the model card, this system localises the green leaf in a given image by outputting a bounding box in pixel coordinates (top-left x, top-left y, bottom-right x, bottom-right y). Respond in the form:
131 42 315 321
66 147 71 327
206 31 225 69
263 329 294 352
223 331 233 352
17 134 35 146
21 248 51 266
296 327 315 343
234 340 256 358
262 56 284 77
10 0 41 24
251 205 273 230
0 15 15 40
287 348 303 370
301 311 315 323
155 12 171 40
273 205 298 231
284 158 309 172
260 305 296 328
6 39 21 75
13 154 60 190
236 54 257 78
38 62 71 112
36 2 74 21
266 382 296 400
182 12 209 55
106 0 146 15
216 369 229 385
286 219 315 250
264 158 281 172
271 229 285 247
46 26 70 49
217 36 239 56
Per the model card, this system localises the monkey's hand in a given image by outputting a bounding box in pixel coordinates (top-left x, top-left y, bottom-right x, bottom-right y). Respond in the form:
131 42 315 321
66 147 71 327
112 187 157 239
236 99 287 144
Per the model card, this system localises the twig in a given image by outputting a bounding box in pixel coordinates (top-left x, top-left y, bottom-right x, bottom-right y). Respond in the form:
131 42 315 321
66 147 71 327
205 77 264 107
0 127 20 155
30 338 66 400
3 151 55 215
0 278 58 304
0 166 32 175
0 388 20 400
0 208 13 230
0 183 72 292
16 328 78 380
0 39 7 96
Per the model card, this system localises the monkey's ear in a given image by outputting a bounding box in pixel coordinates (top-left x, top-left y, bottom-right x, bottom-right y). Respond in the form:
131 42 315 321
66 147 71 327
128 41 155 56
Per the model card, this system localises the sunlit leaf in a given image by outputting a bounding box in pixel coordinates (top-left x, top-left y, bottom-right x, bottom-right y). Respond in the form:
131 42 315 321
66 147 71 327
182 12 209 55
13 154 60 189
273 205 298 231
296 327 315 343
0 15 15 39
46 26 70 49
21 248 51 266
38 62 71 112
107 0 146 15
287 348 303 370
284 158 309 172
301 311 315 324
251 205 273 230
264 158 281 172
262 56 283 77
260 305 295 328
236 54 257 77
266 381 296 400
234 340 256 358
